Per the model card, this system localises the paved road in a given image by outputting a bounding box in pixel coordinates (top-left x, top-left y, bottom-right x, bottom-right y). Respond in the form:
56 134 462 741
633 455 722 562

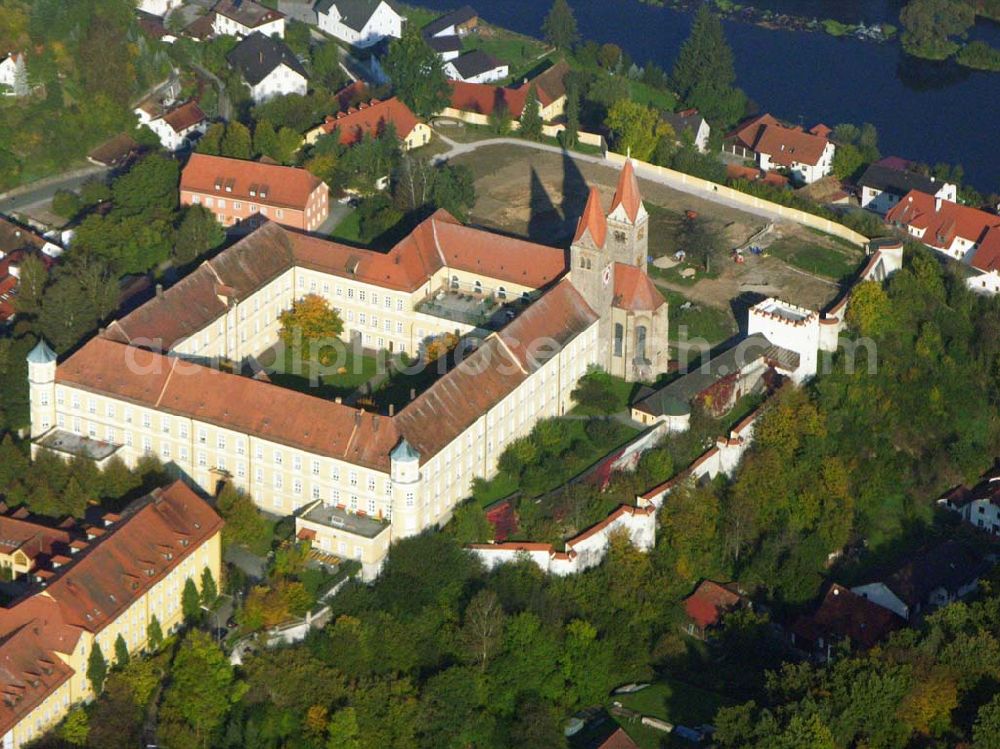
189 61 232 122
0 166 109 215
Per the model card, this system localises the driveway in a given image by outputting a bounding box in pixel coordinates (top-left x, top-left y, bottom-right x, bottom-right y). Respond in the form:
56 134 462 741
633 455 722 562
0 166 109 216
224 545 268 582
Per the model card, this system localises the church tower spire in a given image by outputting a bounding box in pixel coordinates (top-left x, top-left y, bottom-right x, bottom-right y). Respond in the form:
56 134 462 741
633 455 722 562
606 160 649 272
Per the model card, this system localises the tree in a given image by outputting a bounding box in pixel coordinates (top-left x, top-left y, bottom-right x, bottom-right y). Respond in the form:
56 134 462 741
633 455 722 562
519 85 543 141
460 589 505 672
252 119 277 159
431 163 475 220
87 640 108 694
60 706 90 745
846 280 892 337
670 5 747 126
197 123 225 155
605 99 670 161
278 294 345 355
147 614 164 652
561 82 580 148
200 567 218 608
900 0 975 60
542 0 579 50
158 630 242 749
326 707 361 749
832 142 864 180
13 252 46 317
174 205 224 265
52 189 82 219
384 27 450 117
220 122 253 160
112 154 180 218
974 694 1000 748
216 484 271 554
182 577 202 623
571 370 621 413
114 632 130 668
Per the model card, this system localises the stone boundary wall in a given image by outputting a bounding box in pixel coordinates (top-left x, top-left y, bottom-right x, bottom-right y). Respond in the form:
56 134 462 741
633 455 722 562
604 150 869 247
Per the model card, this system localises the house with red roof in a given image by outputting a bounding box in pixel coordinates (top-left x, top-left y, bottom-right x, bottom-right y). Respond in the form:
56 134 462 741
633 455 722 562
304 94 431 151
0 218 58 326
724 113 835 185
440 59 570 127
885 189 1000 293
682 580 747 639
792 584 903 661
134 98 208 152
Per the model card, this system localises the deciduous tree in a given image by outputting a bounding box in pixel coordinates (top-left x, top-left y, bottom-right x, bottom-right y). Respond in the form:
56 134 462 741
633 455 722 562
384 27 450 117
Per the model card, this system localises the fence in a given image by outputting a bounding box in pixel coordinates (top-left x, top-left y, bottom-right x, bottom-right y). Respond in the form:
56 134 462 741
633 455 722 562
604 151 869 247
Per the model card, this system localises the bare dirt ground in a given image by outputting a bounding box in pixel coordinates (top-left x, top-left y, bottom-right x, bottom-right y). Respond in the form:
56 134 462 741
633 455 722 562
454 145 854 331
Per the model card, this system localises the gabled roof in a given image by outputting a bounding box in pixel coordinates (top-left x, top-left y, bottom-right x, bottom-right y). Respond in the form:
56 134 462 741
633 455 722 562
886 190 1000 251
858 163 942 196
180 153 324 210
683 580 743 630
319 96 421 144
160 101 207 134
613 263 665 312
448 49 505 80
213 0 284 28
227 32 308 85
609 160 642 223
0 217 46 256
727 113 831 167
792 583 902 650
972 228 1000 274
529 59 570 103
573 187 607 247
425 34 463 54
0 622 75 738
422 5 478 37
880 540 987 607
663 108 706 136
448 80 531 117
315 0 399 31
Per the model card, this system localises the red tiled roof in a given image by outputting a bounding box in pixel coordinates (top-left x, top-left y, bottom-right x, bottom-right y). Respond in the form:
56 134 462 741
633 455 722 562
683 580 743 630
0 515 73 561
335 80 369 110
0 217 47 255
598 727 640 749
320 97 421 145
161 101 207 134
180 153 325 211
886 190 1000 253
613 263 665 312
728 113 831 167
574 187 607 246
447 80 532 118
0 622 75 738
792 584 903 650
610 160 642 223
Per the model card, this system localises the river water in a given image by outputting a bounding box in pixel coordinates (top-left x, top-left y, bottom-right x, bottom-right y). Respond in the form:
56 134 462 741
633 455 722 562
413 0 1000 190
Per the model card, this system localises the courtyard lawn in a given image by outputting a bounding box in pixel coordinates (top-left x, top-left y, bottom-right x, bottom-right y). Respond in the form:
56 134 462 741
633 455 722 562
463 28 552 81
610 678 734 749
568 371 639 416
262 344 381 401
766 235 862 280
329 210 362 244
664 291 738 348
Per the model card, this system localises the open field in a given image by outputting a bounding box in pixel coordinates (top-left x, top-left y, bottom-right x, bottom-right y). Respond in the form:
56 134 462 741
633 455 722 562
610 678 734 749
452 144 857 342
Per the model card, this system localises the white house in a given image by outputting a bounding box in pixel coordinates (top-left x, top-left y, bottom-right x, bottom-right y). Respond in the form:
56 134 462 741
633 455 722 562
0 52 28 97
938 466 1000 536
725 114 835 185
663 109 711 153
851 540 987 621
227 33 309 103
443 50 508 84
315 0 404 48
212 0 286 38
858 162 957 215
134 100 208 152
136 0 183 17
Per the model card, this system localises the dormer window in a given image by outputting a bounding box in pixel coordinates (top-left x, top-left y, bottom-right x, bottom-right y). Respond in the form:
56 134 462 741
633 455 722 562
179 539 189 548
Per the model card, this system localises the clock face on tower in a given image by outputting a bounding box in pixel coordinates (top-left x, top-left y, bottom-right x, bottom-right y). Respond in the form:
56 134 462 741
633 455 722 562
602 266 612 286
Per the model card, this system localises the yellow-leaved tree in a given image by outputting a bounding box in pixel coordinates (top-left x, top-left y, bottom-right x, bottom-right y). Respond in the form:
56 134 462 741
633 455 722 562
279 294 345 356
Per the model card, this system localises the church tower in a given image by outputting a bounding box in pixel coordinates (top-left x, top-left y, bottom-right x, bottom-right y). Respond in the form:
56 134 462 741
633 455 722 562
605 160 649 272
571 188 614 308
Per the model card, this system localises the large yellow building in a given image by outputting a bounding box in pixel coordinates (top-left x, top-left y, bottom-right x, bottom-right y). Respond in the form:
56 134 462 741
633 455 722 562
0 481 222 748
28 164 666 581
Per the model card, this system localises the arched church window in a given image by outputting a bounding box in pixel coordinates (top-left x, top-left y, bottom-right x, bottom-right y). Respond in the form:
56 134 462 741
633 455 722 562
613 323 624 357
614 230 627 243
635 325 648 363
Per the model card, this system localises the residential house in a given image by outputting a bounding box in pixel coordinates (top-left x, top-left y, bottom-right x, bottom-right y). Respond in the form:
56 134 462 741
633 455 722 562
663 109 710 153
136 0 183 17
681 580 746 639
851 540 989 621
0 218 59 325
0 481 222 749
885 190 1000 293
0 53 27 97
86 134 140 168
212 0 286 38
134 99 208 152
791 584 904 661
724 113 835 185
425 34 463 62
315 0 404 48
441 59 570 126
136 10 178 43
938 465 1000 536
179 153 330 232
0 507 78 581
443 49 508 84
29 161 666 580
858 160 956 215
227 32 308 103
422 6 478 38
304 96 431 150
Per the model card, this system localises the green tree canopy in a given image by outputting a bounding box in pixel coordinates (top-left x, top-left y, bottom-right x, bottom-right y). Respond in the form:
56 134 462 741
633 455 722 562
542 0 579 50
900 0 975 60
384 27 450 117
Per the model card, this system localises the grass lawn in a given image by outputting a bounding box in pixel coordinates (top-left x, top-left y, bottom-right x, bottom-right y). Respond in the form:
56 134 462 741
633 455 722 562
630 80 677 112
464 32 552 81
328 204 415 251
610 678 734 749
568 371 640 416
397 2 439 30
262 344 381 401
664 291 738 347
329 210 362 244
474 473 520 508
766 236 862 280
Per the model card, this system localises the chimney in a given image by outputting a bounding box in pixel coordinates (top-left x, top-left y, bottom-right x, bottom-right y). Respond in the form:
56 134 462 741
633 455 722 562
372 414 379 431
155 283 163 297
409 388 416 400
334 396 342 404
259 51 263 65
935 196 942 212
354 409 362 426
388 403 395 416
